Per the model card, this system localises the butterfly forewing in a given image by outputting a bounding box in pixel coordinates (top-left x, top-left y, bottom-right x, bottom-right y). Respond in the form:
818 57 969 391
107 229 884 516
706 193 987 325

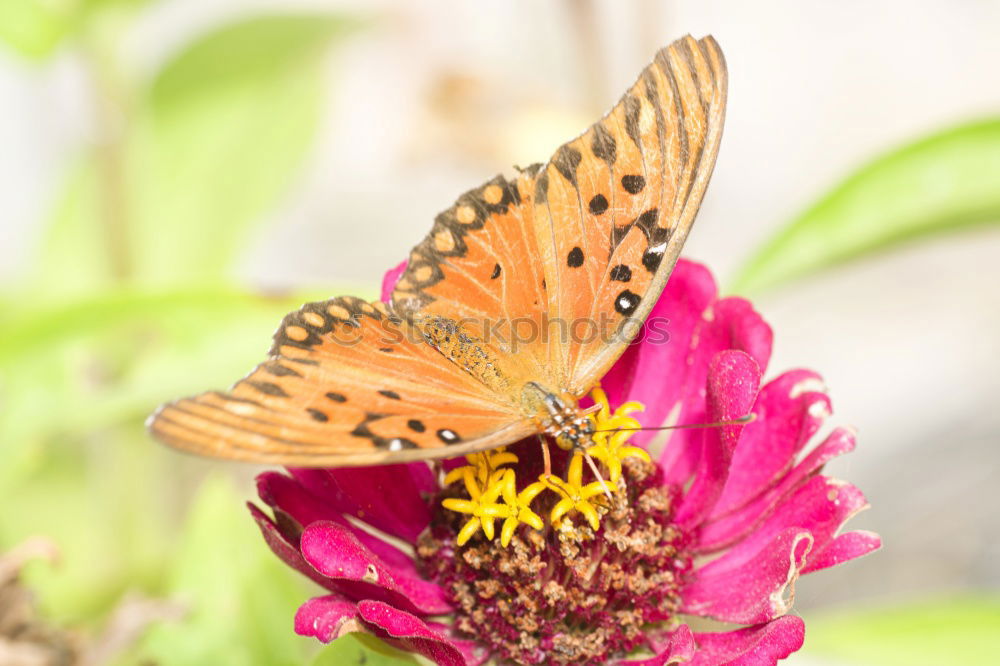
537 36 727 394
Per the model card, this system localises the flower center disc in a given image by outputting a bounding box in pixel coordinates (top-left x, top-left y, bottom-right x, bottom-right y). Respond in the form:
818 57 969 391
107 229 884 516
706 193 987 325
417 457 692 665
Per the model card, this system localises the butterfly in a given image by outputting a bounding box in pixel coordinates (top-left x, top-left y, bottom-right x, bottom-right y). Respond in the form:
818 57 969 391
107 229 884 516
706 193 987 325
148 34 727 467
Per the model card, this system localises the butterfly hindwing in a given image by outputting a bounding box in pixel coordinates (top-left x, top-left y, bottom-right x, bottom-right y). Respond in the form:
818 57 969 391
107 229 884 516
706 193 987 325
391 169 555 381
149 296 534 465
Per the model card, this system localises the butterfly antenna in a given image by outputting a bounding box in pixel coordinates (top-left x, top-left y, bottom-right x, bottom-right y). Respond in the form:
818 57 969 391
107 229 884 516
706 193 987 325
595 413 755 434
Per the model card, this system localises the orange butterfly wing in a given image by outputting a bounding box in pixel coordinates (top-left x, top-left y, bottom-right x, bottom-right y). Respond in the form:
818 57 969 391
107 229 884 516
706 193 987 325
149 296 534 465
392 35 727 396
540 36 727 392
149 35 728 467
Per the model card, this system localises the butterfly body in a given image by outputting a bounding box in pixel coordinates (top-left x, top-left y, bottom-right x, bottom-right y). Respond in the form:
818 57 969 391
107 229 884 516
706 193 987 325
148 35 728 468
521 381 595 450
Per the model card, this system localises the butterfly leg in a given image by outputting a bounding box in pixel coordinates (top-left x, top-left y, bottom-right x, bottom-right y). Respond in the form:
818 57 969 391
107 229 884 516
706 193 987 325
581 447 614 502
538 435 552 479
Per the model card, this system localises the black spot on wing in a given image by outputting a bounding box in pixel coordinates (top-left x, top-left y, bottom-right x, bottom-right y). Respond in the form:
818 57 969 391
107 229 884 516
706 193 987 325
262 362 301 378
535 172 550 205
248 381 288 398
624 94 642 148
553 145 582 186
615 290 641 317
621 174 645 194
589 194 609 215
590 123 616 165
610 264 632 282
437 428 461 444
643 244 666 273
307 408 328 422
567 246 584 268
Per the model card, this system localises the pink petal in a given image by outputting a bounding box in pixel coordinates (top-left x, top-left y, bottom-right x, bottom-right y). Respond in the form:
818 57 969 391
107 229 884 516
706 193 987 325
257 471 334 531
682 527 812 624
249 503 340 592
802 530 881 574
709 370 831 520
300 521 452 615
296 596 470 666
697 427 856 551
381 260 408 302
617 624 696 665
674 350 761 529
427 624 490 666
659 296 772 486
358 600 469 666
290 463 435 543
295 594 364 642
711 476 870 574
691 616 804 665
256 471 417 573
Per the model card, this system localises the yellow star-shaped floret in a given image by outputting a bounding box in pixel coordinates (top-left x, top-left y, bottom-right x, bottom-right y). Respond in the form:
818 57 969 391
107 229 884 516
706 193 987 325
443 446 518 489
441 466 506 545
541 452 617 531
478 469 546 547
587 387 651 483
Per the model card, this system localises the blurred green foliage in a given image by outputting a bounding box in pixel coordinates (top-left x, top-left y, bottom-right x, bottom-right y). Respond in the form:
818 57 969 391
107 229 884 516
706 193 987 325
35 14 358 295
0 3 362 663
1 4 998 662
129 475 315 665
800 596 1000 665
0 0 153 59
732 118 1000 294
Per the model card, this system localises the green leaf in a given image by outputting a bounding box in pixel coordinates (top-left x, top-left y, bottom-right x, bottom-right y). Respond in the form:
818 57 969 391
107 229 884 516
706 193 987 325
800 596 1000 665
731 118 1000 294
151 15 359 110
0 0 71 58
133 474 317 666
34 12 360 295
0 0 152 59
311 634 420 666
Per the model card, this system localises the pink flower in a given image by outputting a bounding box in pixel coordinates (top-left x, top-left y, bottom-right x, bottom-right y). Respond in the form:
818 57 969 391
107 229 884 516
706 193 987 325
250 259 880 665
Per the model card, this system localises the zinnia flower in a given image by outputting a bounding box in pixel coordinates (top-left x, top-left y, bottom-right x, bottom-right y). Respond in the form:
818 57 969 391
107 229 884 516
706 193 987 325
249 259 880 665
